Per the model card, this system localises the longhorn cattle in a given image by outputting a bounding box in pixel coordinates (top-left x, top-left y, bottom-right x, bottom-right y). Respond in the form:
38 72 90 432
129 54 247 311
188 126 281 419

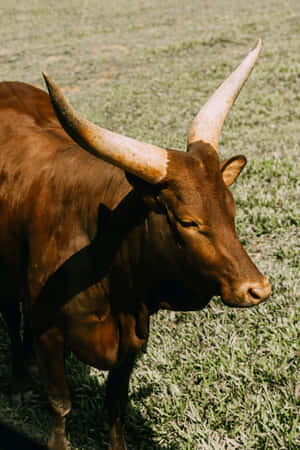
0 40 270 449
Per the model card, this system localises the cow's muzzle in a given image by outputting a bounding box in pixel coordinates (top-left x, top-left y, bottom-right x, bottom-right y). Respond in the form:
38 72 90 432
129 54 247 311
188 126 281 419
222 276 271 307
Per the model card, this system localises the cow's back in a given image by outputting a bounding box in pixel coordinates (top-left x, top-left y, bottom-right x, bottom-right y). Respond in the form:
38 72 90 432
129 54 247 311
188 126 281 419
0 81 62 129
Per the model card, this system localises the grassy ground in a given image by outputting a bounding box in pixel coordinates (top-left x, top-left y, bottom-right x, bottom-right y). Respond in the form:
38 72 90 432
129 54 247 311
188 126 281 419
0 0 299 448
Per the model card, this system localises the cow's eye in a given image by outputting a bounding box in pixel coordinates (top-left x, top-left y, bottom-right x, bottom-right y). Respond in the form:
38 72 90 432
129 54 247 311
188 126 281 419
179 218 199 228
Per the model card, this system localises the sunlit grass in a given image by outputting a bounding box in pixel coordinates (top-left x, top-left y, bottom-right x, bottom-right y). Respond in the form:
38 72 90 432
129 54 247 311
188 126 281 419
0 0 299 448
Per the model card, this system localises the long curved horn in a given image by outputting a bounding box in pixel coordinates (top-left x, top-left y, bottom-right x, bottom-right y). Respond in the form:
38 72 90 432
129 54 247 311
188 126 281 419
188 39 262 151
42 73 168 184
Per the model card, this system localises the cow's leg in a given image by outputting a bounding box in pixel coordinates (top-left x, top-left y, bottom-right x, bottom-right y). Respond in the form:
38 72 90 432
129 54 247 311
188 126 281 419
1 300 27 394
35 329 71 450
23 322 38 375
106 356 135 450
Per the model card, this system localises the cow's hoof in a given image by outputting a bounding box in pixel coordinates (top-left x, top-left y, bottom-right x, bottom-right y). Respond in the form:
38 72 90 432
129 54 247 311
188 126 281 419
108 418 127 450
108 442 127 450
48 434 70 450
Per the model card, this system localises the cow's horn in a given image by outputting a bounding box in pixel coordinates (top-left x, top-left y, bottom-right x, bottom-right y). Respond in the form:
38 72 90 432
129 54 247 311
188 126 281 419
188 39 262 151
42 73 168 184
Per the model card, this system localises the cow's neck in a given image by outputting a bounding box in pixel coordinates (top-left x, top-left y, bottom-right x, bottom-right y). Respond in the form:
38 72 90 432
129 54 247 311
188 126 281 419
104 197 184 315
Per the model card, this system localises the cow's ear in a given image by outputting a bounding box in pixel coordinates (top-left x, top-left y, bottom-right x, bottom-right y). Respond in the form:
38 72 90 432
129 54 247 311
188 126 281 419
220 155 247 186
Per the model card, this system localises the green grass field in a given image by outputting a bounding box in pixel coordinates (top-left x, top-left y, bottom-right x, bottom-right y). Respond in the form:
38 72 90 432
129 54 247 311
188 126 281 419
0 0 299 448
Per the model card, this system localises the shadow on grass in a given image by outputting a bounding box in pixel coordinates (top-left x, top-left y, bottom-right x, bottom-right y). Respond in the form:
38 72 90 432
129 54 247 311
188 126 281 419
0 419 47 450
0 333 162 450
66 355 163 450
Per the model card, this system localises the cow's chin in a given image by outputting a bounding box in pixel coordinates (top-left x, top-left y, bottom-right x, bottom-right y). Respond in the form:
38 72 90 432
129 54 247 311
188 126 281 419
221 296 262 308
158 292 213 312
154 279 215 312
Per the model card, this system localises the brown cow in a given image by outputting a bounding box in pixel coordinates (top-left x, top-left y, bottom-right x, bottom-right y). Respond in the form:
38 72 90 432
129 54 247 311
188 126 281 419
0 40 270 449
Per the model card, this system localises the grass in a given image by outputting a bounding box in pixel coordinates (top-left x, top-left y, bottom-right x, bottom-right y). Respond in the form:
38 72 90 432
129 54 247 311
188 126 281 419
0 0 299 448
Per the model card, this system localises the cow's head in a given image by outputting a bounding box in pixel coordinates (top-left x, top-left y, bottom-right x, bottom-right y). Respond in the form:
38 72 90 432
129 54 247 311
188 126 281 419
43 39 271 308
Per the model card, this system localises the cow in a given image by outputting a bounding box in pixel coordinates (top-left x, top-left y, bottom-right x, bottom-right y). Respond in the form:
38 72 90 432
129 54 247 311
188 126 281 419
0 39 271 450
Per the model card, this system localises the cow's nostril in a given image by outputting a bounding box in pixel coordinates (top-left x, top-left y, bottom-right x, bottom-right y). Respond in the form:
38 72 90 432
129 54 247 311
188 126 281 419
248 287 261 300
247 278 271 302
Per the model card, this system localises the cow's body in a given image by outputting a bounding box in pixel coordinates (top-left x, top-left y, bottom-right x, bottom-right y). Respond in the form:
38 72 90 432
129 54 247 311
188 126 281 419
0 82 205 369
0 83 214 449
0 41 271 450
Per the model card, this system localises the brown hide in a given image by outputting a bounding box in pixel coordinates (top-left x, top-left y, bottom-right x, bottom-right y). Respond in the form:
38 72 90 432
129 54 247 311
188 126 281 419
0 82 146 363
0 80 271 363
0 81 270 450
